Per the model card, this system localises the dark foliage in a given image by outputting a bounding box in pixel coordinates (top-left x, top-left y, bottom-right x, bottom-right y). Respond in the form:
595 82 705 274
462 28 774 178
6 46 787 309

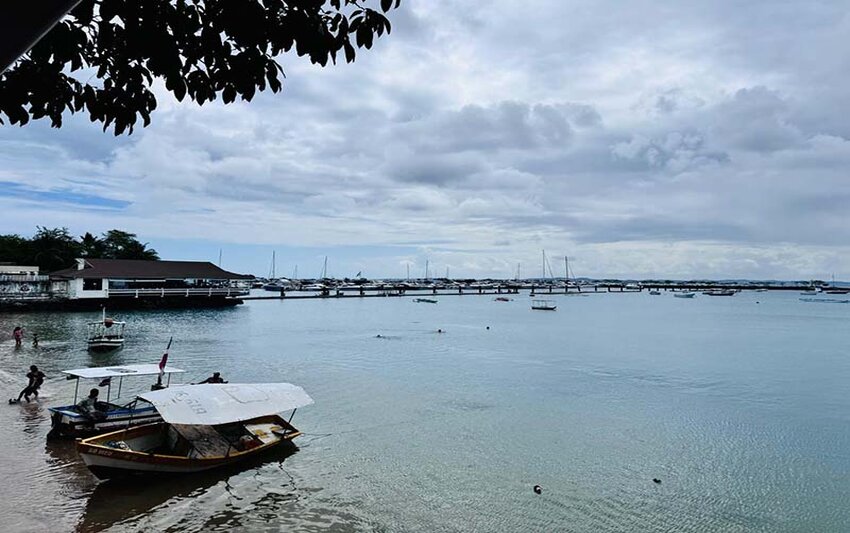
0 227 159 271
0 0 400 135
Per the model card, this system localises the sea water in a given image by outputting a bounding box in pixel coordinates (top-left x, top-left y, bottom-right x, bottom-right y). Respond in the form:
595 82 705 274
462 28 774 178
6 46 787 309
0 290 848 532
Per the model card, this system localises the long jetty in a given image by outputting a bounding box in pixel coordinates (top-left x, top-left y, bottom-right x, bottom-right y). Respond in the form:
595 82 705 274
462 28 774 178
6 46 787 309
240 281 817 301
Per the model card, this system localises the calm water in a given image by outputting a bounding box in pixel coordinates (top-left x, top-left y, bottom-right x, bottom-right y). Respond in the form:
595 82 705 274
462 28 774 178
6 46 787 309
1 290 848 532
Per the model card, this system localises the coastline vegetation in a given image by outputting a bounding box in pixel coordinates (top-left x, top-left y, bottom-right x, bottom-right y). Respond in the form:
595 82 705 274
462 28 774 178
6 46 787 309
0 227 158 272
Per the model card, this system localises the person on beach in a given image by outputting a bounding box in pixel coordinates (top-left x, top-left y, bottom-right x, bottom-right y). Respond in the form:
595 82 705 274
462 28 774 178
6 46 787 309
13 365 46 403
13 326 23 347
199 372 227 384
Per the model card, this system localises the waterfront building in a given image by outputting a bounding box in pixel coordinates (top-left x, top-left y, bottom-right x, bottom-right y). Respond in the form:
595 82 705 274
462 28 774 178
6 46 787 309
0 264 65 302
1 258 252 311
51 258 251 300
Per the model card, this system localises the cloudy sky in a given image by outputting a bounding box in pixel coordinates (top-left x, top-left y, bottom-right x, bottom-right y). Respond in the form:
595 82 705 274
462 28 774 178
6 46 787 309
2 0 850 279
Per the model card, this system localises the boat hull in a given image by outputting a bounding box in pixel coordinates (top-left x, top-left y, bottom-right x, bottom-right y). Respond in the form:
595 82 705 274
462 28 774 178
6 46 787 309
87 339 125 353
48 405 162 439
77 416 301 479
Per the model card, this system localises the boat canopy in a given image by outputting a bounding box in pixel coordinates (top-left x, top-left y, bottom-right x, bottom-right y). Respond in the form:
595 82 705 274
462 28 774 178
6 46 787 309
63 364 186 379
139 383 314 425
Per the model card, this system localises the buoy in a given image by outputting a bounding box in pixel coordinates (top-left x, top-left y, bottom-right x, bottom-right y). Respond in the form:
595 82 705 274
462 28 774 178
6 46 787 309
652 478 661 484
533 485 542 494
486 326 490 330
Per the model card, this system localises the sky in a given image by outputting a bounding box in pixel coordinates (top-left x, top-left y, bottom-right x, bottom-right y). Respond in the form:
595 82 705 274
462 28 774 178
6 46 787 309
2 0 850 280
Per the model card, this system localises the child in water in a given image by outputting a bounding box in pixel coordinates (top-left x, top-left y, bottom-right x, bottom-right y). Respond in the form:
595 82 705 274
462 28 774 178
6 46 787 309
13 326 23 347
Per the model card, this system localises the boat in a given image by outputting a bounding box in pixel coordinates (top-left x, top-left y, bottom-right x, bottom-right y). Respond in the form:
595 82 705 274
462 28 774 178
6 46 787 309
800 289 820 296
754 288 769 292
531 299 556 311
702 289 736 296
413 298 438 303
47 363 185 439
76 383 313 479
87 309 126 352
649 290 661 295
673 292 696 298
494 297 512 302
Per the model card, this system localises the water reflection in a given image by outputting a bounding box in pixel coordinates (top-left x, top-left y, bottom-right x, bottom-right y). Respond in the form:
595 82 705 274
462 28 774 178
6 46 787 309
77 446 300 532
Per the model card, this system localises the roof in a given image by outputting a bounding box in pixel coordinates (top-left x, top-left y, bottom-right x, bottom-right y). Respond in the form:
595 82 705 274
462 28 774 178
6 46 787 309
139 383 313 425
63 364 186 379
51 258 252 280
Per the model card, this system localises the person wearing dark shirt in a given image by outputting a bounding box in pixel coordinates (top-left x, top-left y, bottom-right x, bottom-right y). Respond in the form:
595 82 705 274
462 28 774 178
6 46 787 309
14 365 46 403
198 372 228 384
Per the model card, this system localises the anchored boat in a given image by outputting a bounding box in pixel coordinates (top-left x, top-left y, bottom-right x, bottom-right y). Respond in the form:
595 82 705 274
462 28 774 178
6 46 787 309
87 309 126 352
77 382 313 479
413 298 438 303
47 364 185 439
531 299 557 311
673 292 696 298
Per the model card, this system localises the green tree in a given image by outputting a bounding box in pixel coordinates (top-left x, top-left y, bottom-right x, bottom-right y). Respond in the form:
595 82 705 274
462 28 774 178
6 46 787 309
0 234 32 265
79 231 105 257
0 0 401 135
30 226 82 271
101 230 159 260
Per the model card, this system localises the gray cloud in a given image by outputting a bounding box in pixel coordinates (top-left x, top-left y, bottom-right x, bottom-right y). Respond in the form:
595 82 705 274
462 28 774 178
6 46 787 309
2 0 850 278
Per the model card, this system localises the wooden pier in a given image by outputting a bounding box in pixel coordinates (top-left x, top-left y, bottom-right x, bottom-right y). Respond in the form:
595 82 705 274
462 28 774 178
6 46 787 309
239 281 814 302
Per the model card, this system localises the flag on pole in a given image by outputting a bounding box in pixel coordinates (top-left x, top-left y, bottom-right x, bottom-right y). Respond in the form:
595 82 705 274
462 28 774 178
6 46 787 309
158 336 173 376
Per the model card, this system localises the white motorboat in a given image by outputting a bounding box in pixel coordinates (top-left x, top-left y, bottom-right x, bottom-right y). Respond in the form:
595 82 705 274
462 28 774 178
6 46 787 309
531 299 557 311
77 383 312 479
48 364 185 439
674 292 696 298
87 309 125 352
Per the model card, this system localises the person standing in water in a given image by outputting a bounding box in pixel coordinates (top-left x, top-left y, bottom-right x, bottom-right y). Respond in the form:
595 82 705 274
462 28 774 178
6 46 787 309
31 334 38 348
13 326 24 347
12 365 46 403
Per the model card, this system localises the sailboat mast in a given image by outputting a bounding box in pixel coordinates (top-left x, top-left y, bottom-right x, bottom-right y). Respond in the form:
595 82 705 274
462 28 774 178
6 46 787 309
321 256 328 279
425 259 430 280
446 266 449 279
542 250 546 279
407 263 410 281
293 264 298 280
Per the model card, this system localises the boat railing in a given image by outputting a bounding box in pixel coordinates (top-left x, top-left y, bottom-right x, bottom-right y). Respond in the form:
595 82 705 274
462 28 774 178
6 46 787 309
106 287 249 298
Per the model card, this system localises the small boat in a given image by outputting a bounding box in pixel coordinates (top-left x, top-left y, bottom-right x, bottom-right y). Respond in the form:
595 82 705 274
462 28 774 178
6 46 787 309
754 288 769 292
673 292 696 298
531 299 557 311
702 289 736 296
77 383 312 479
800 289 819 296
649 290 661 295
414 298 438 303
48 363 185 439
494 297 512 302
87 309 126 352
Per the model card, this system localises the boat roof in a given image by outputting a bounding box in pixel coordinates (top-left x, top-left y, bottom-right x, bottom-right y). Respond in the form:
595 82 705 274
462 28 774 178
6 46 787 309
87 320 126 326
139 383 313 425
62 364 185 379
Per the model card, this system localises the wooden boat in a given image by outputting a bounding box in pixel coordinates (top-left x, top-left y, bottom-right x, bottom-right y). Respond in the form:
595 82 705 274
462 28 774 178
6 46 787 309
77 383 312 479
48 364 185 439
87 309 126 352
413 298 438 303
531 299 556 311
